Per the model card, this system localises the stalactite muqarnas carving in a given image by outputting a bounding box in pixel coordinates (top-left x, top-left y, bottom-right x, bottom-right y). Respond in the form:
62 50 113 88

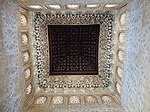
32 11 114 93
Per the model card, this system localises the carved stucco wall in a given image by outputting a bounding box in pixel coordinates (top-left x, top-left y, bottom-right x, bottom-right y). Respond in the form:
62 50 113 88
14 0 131 4
1 0 150 112
0 0 25 112
121 0 150 112
0 1 125 112
28 104 125 112
142 1 150 111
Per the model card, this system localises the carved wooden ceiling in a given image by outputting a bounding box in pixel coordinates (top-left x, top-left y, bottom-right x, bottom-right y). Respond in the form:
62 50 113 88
48 25 99 75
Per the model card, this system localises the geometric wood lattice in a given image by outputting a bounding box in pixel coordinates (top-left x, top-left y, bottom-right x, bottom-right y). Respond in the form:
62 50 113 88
48 25 100 75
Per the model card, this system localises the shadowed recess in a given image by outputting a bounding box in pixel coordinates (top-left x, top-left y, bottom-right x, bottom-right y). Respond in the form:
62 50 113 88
48 25 100 75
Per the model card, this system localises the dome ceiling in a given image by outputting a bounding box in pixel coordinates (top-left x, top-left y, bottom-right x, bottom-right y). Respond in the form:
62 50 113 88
17 0 127 110
32 11 114 94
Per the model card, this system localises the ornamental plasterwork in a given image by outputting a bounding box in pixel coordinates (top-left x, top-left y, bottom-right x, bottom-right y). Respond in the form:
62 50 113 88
85 95 98 104
101 95 112 103
35 96 47 104
31 11 116 94
20 14 28 26
51 96 64 105
21 33 28 45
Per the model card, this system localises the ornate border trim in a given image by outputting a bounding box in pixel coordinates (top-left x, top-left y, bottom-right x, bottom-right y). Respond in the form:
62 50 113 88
31 11 115 94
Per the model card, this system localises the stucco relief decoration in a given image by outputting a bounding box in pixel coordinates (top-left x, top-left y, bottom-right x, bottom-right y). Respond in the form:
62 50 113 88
69 96 80 104
118 50 124 62
116 82 121 94
118 32 125 44
120 12 126 26
52 96 64 105
85 95 97 104
24 68 31 79
101 95 112 103
26 84 32 94
35 96 47 104
21 33 28 45
23 51 29 63
117 66 122 78
32 11 115 94
20 14 27 26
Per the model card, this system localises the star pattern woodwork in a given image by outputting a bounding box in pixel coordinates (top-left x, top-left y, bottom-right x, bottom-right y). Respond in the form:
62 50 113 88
48 25 100 75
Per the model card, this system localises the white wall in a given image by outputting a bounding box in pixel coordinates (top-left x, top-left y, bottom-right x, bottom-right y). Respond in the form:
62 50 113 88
0 0 25 111
121 0 150 112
